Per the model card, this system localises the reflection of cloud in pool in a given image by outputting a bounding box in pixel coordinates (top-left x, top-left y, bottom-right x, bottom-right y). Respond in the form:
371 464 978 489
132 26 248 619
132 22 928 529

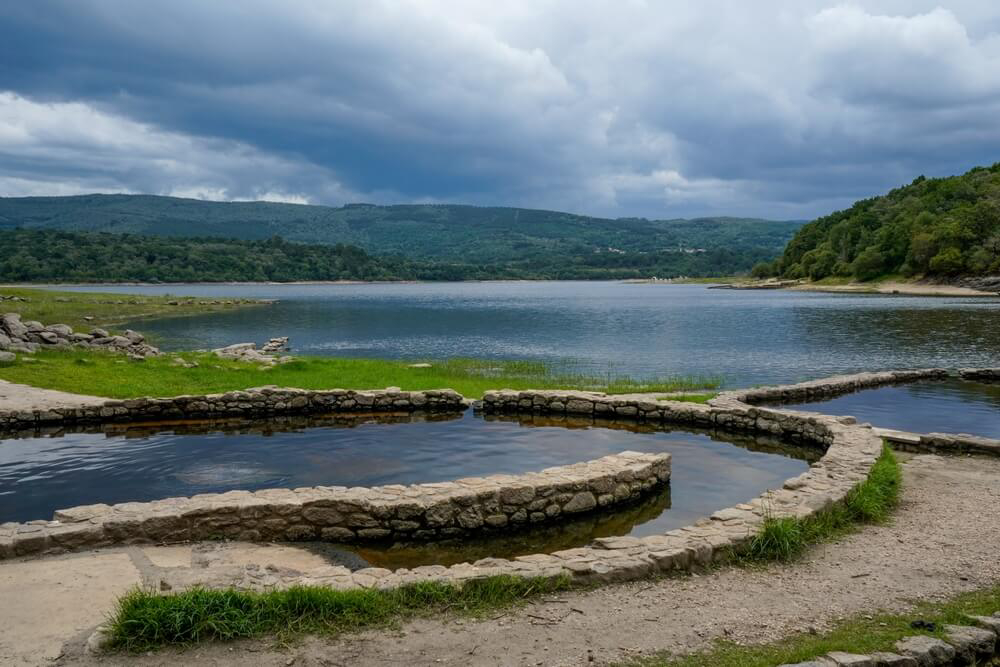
175 464 279 487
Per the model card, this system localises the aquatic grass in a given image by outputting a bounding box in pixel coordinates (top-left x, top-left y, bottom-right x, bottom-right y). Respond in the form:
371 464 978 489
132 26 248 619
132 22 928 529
106 575 571 652
739 445 900 563
0 347 722 399
620 583 1000 667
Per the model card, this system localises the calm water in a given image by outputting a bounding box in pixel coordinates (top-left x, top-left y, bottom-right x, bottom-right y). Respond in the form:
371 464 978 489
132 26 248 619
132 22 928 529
0 411 811 537
52 282 1000 387
777 379 1000 439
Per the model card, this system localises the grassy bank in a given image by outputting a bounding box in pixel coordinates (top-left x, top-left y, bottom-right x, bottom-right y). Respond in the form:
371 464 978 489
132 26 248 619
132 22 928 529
739 445 901 563
107 575 571 652
0 286 267 331
624 583 1000 667
0 347 722 399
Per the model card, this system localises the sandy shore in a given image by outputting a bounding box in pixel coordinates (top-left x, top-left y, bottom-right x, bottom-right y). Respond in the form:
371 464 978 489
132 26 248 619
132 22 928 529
789 280 998 297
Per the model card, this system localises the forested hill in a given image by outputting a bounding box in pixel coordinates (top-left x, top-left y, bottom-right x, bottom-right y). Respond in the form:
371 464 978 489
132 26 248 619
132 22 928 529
759 163 1000 281
0 194 802 267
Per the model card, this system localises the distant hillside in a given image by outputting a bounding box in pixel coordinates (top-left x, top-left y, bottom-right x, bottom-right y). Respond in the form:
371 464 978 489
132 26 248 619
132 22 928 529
759 163 1000 281
0 195 803 272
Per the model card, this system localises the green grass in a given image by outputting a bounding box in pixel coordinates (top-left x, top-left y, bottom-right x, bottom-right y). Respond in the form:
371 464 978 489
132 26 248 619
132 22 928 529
0 347 722 400
623 584 1000 667
0 286 266 331
740 445 901 563
106 575 571 652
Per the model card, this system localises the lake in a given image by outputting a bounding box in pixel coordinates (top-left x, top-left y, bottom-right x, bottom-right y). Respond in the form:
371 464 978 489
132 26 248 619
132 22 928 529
51 281 1000 388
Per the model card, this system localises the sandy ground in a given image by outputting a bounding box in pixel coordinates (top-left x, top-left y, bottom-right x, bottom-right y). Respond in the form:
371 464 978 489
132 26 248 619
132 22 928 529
0 379 108 412
7 452 990 667
790 280 998 297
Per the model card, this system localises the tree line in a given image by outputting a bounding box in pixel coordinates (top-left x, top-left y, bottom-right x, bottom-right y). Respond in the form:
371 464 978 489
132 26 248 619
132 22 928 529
754 163 1000 281
0 229 778 282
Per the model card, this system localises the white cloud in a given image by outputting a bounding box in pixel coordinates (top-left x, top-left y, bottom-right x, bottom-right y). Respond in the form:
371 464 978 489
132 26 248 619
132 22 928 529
0 92 360 204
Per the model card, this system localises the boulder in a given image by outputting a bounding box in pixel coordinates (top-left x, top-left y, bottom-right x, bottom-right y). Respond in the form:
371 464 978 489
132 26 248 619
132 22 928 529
23 320 44 333
123 329 144 344
45 324 73 337
894 635 955 666
0 332 10 349
89 328 110 338
1 313 28 339
0 350 14 363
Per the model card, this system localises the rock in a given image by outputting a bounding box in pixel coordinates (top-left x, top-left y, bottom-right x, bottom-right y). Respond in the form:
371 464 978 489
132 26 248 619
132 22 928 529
894 635 955 666
0 332 10 349
778 660 836 667
969 615 1000 633
0 350 14 363
563 491 598 513
261 337 289 353
943 624 995 664
213 340 289 365
1 313 28 339
123 329 144 344
408 363 432 368
868 653 918 667
23 320 44 333
89 327 110 338
826 653 874 666
45 323 73 337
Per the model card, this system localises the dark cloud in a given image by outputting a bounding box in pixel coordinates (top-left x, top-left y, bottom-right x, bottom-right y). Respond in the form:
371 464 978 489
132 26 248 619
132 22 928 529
1 1 999 218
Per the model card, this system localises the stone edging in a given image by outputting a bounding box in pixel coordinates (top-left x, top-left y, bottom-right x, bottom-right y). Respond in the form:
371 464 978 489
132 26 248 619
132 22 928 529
780 616 1000 666
0 386 467 431
714 368 949 406
0 452 670 559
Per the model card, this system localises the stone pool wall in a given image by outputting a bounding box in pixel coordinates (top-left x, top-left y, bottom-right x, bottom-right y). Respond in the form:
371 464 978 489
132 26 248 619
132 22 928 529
0 386 467 432
5 368 998 595
715 368 949 406
959 367 1000 382
0 452 670 559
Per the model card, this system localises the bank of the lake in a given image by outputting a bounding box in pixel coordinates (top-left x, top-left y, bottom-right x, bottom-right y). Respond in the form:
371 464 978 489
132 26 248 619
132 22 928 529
0 286 269 331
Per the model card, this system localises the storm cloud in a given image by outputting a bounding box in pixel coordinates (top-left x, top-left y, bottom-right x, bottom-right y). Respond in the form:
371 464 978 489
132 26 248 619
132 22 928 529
2 1 1000 218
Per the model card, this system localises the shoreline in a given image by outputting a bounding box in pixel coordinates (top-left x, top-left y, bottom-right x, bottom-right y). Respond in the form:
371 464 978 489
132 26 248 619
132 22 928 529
789 280 998 297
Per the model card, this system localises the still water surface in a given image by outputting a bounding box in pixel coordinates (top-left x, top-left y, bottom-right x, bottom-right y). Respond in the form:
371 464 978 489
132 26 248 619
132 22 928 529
0 411 811 537
777 379 1000 439
54 282 1000 387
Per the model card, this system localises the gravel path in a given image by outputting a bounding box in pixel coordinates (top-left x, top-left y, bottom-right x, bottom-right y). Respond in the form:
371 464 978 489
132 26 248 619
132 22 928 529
0 379 107 412
49 452 1000 667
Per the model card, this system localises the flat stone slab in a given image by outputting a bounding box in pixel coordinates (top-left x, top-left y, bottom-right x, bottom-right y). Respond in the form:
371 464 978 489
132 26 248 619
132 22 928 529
0 552 140 665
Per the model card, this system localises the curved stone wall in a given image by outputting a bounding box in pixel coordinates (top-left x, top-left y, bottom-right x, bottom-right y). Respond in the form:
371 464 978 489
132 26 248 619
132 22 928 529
6 368 998 594
0 452 669 559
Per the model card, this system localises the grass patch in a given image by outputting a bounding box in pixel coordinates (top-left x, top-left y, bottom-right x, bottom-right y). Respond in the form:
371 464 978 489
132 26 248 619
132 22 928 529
0 347 722 399
107 575 571 652
740 445 901 563
0 286 266 331
622 583 1000 667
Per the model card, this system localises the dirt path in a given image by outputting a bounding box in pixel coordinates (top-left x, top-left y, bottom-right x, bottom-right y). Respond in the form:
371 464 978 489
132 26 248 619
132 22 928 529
0 378 107 412
39 453 999 667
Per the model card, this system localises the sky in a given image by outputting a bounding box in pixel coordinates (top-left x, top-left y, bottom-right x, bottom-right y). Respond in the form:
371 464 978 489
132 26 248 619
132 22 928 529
2 1 1000 220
